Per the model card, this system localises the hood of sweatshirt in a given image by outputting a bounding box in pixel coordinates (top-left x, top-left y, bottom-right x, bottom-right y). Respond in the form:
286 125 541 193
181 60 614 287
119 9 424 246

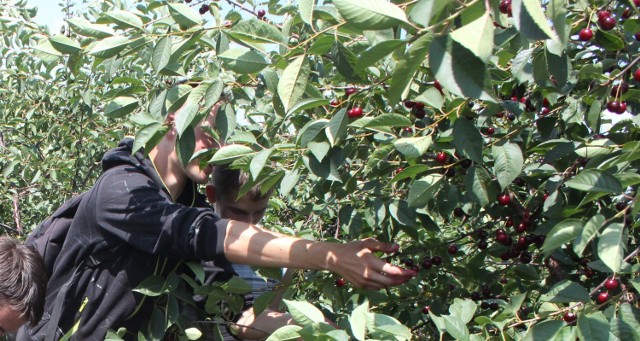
100 137 206 207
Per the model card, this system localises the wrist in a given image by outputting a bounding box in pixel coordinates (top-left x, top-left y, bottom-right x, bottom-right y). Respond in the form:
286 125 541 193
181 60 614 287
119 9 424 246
303 239 335 271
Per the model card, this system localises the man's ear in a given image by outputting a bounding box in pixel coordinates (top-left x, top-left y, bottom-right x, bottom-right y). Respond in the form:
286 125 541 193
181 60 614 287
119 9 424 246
205 184 217 204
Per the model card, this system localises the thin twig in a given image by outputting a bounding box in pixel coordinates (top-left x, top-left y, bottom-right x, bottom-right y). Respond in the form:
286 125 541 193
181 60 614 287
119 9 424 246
12 193 22 234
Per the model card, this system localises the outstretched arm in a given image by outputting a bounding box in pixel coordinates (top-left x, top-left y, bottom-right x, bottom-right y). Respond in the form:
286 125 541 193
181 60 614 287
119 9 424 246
222 221 416 290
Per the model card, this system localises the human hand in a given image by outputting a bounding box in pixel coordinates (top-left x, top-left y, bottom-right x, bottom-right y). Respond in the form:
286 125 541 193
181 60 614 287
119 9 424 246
326 238 416 290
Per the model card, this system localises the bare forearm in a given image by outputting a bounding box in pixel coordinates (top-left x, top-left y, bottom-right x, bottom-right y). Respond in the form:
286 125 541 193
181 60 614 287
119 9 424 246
222 220 417 290
223 221 329 270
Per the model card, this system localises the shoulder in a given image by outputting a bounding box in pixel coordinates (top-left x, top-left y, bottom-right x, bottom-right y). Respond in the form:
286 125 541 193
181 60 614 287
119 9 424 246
92 166 170 206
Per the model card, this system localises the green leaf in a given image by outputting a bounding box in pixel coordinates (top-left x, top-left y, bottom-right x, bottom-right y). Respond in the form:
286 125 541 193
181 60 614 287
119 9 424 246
184 261 205 284
133 275 166 297
105 10 143 30
67 17 114 38
184 328 202 341
367 314 411 340
176 128 195 167
298 0 314 25
219 48 270 74
167 3 203 29
132 122 168 155
389 200 416 228
238 169 285 199
284 300 325 326
308 141 330 162
430 36 496 102
266 325 303 341
227 18 284 45
363 114 412 128
332 42 362 82
573 214 605 257
159 61 186 77
545 42 570 87
542 141 577 165
215 103 237 143
210 145 254 165
443 315 470 341
540 280 590 303
618 304 640 338
250 149 272 181
349 301 368 341
355 39 405 72
174 82 212 137
297 119 329 147
577 311 610 341
391 164 429 183
414 88 444 110
450 13 494 62
32 40 62 63
394 136 432 158
452 118 483 164
152 37 172 73
49 35 81 55
203 80 224 110
465 166 496 207
334 0 410 30
388 34 431 105
325 108 348 147
221 276 252 294
512 0 556 41
287 98 329 116
492 141 524 191
541 219 582 258
409 0 451 28
104 330 124 341
89 35 131 59
105 96 138 118
279 169 300 196
598 222 626 272
448 298 477 324
278 55 310 112
408 174 443 208
565 169 623 193
512 48 535 83
610 314 639 340
594 29 625 51
547 0 568 44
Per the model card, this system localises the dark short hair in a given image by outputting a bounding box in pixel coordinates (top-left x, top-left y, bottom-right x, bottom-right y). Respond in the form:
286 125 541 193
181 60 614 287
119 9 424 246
0 236 46 325
211 165 272 202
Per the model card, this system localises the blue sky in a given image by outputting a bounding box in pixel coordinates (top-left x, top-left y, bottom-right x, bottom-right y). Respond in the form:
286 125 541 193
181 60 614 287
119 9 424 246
26 0 66 31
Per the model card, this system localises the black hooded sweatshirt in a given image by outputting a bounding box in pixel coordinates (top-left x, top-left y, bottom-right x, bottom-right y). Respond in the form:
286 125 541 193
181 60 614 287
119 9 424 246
18 138 230 340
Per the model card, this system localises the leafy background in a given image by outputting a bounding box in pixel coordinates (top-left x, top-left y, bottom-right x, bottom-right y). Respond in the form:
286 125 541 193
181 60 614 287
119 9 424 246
1 0 640 340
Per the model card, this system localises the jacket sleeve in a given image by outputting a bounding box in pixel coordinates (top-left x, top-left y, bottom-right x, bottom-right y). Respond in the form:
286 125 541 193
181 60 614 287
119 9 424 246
92 167 229 261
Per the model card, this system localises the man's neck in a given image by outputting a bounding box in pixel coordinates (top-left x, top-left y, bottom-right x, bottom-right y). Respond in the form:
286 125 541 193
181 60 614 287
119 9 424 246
149 145 185 201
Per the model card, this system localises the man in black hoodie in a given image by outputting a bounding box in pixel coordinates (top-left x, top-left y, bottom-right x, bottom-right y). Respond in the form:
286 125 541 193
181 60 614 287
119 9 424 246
17 102 417 340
